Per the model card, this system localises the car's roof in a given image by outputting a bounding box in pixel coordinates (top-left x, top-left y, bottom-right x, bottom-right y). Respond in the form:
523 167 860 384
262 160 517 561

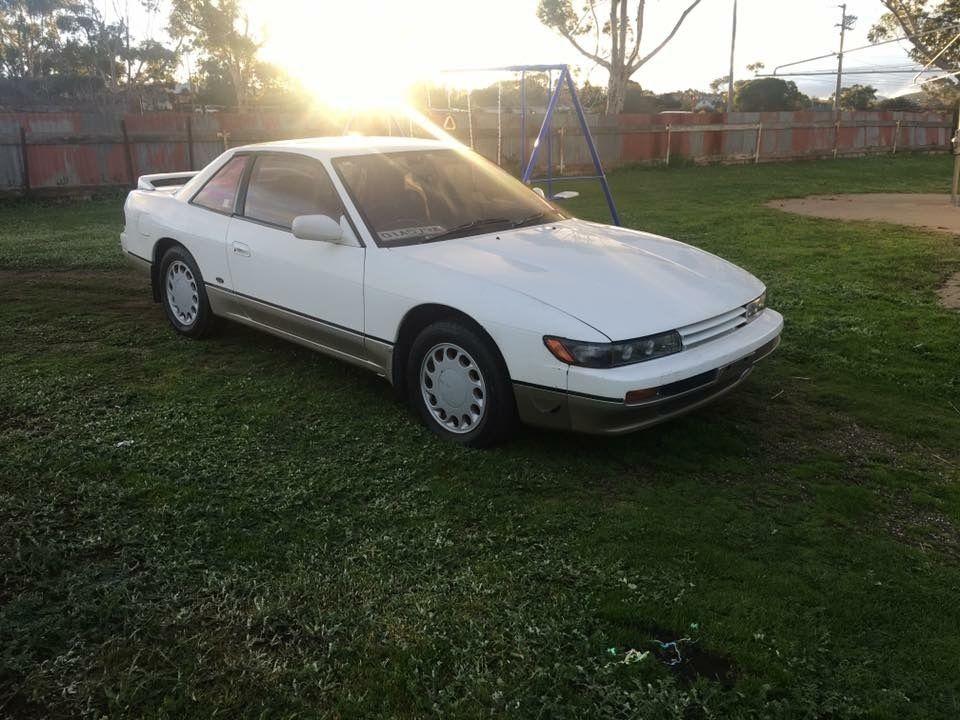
231 135 458 159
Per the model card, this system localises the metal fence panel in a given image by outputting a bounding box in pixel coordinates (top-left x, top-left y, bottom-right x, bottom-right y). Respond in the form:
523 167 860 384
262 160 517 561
0 109 951 194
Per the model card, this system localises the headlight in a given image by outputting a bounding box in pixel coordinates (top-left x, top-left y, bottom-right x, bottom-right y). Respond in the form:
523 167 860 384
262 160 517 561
744 291 766 320
543 330 682 368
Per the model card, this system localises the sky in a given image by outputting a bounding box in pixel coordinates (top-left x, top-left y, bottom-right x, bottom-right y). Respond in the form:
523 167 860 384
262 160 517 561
121 0 949 103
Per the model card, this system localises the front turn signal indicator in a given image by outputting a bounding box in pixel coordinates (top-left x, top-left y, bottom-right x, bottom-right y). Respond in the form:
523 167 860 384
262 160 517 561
625 388 658 404
544 337 576 364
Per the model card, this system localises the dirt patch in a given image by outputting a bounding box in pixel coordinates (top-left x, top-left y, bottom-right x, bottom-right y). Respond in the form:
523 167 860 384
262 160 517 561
767 193 960 235
886 504 960 561
937 272 960 310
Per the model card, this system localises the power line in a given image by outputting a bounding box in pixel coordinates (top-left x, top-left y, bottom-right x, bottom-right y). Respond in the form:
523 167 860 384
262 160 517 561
772 22 960 75
760 68 960 77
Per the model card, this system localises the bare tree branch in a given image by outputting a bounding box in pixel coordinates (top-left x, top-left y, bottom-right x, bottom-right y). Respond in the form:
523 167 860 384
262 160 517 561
557 18 611 69
588 0 601 59
880 0 954 70
627 0 645 68
569 1 595 35
629 0 704 72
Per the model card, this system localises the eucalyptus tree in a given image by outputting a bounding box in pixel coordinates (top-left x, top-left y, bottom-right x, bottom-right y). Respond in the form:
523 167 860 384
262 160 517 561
536 0 704 114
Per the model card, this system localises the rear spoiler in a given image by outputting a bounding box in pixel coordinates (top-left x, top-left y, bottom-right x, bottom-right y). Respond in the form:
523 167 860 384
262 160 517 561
137 171 199 191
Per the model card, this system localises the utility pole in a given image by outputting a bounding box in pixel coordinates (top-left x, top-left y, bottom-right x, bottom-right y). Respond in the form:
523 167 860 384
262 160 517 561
834 4 850 111
727 0 738 113
951 101 960 207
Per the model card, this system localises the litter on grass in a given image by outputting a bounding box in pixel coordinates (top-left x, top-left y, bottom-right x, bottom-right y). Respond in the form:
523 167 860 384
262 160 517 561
654 637 695 666
604 647 651 666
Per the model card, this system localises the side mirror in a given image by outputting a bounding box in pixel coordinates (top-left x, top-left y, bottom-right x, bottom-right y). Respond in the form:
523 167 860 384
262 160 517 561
292 214 343 243
532 187 546 198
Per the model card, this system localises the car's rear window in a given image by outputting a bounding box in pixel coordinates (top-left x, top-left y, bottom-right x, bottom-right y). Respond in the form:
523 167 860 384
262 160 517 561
192 156 247 213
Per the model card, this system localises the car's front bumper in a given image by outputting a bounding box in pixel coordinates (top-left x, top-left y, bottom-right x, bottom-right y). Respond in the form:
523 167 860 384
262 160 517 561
514 309 783 435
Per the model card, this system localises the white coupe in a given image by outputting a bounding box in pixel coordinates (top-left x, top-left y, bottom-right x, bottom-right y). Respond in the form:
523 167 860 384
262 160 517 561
121 136 783 446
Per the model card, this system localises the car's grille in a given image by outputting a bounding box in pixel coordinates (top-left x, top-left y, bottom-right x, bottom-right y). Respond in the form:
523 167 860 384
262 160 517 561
678 305 749 348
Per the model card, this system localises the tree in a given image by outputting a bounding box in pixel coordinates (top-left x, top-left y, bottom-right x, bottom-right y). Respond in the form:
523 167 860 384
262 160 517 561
0 0 75 79
919 78 960 109
870 0 960 72
536 0 704 115
709 75 729 94
735 77 809 112
56 1 178 89
578 79 607 112
710 75 748 108
0 0 177 90
709 62 761 109
870 1 960 103
878 94 923 111
169 0 260 110
836 84 877 110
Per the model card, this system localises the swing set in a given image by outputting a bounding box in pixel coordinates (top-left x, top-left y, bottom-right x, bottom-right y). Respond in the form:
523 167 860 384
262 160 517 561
428 64 621 226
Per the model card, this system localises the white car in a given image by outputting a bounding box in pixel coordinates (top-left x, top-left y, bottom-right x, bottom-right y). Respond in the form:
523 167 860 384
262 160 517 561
121 136 783 446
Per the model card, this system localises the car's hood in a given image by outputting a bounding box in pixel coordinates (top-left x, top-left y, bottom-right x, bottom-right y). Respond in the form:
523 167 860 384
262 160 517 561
392 218 765 340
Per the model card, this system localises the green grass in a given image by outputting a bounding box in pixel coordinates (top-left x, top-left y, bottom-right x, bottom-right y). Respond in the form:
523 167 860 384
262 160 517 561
2 155 959 719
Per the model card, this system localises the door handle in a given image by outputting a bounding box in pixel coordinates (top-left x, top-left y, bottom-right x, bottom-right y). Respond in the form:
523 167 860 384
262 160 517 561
232 242 251 257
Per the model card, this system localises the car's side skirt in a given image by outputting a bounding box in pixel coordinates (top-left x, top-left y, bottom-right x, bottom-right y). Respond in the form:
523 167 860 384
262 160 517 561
205 285 391 378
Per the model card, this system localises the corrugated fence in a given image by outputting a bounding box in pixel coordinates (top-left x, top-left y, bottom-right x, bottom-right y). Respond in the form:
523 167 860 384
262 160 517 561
0 109 951 195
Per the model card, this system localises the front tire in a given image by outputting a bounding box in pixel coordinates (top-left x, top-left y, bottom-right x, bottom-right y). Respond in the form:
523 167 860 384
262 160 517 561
158 245 217 338
406 321 517 447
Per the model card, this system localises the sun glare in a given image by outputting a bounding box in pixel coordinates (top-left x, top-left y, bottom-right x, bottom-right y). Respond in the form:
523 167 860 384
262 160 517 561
248 0 450 110
244 0 551 112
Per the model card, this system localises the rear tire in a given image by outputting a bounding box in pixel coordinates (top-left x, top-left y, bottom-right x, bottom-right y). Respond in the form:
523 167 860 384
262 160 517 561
158 245 217 339
406 321 516 447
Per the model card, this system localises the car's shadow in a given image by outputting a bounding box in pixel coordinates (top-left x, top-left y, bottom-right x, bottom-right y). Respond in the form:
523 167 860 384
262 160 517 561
208 316 770 472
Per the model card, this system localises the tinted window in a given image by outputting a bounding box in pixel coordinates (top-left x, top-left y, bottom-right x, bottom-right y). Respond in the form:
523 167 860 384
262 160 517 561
333 149 566 246
193 155 247 213
243 154 343 229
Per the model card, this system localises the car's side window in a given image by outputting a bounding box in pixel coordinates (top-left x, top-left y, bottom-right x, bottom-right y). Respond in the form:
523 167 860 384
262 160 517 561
192 155 248 213
242 154 343 230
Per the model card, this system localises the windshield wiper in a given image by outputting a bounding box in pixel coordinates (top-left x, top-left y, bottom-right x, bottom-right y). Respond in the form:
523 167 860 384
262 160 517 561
509 211 548 229
422 218 513 243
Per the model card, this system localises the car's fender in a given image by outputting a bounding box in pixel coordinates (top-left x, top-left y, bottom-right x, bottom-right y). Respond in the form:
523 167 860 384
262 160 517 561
121 187 234 296
365 249 607 390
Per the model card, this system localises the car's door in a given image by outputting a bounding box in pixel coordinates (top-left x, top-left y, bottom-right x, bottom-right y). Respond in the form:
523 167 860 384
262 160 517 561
225 151 367 363
176 154 250 296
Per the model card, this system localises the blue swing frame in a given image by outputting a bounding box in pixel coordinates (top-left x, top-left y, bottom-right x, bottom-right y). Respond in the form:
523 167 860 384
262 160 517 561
502 63 620 226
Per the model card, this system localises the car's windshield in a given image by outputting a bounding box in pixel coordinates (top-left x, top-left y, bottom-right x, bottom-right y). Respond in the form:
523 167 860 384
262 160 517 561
333 148 568 247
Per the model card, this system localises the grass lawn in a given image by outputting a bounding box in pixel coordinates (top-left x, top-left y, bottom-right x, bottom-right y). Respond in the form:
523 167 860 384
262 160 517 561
1 154 959 719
